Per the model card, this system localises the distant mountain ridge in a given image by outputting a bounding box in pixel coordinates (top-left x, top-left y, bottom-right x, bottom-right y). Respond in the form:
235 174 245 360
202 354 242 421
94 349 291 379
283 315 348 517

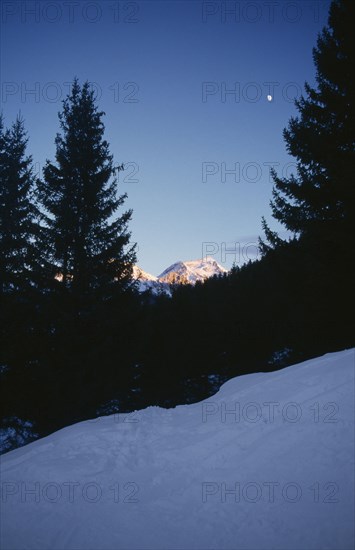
132 257 228 294
158 257 227 284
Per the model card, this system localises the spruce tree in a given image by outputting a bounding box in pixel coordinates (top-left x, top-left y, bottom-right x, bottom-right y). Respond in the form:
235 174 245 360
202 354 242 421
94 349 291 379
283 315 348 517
37 78 136 301
257 0 354 352
0 115 42 293
261 0 354 256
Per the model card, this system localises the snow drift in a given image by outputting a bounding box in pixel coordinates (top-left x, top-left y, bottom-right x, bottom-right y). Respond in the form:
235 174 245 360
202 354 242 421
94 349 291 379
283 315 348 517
1 349 354 549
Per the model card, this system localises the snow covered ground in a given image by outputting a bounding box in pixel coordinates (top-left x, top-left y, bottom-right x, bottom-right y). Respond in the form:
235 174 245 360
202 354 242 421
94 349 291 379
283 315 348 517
1 349 354 550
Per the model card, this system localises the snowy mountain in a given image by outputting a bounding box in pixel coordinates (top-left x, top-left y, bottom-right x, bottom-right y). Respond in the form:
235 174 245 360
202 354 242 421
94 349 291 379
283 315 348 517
132 265 171 295
132 257 228 294
132 265 157 283
132 266 158 292
1 349 354 550
158 256 227 284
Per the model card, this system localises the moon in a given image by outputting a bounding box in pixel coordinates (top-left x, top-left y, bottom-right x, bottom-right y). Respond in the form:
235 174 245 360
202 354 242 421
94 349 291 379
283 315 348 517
267 95 273 102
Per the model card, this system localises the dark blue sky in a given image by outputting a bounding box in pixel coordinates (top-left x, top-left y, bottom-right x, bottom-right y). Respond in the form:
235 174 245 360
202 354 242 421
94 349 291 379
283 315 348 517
0 0 331 274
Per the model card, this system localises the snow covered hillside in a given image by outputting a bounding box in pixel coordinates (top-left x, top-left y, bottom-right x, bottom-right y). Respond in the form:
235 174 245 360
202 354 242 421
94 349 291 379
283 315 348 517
1 349 354 550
